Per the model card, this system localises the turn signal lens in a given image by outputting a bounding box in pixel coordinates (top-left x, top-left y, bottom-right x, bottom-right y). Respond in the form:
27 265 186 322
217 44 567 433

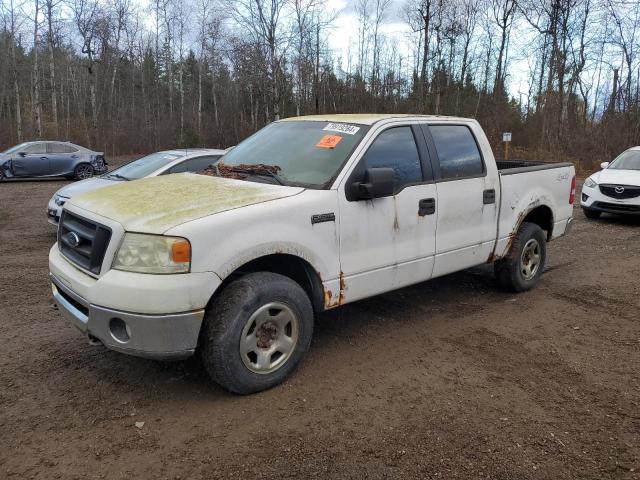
171 239 191 263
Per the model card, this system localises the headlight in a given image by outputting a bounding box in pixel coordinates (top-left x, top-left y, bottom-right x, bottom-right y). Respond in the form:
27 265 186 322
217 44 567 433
584 177 597 188
113 233 191 274
54 195 67 206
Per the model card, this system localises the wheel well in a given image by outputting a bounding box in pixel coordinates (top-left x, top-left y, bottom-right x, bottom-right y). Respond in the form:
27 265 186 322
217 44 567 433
522 205 554 240
217 254 325 313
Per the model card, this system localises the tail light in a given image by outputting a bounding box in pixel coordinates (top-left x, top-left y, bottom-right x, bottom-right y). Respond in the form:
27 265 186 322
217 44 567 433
569 175 576 204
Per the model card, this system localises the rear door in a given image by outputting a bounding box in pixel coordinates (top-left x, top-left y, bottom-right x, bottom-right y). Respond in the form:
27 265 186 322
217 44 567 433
421 123 499 277
338 123 438 303
11 142 50 176
47 143 78 176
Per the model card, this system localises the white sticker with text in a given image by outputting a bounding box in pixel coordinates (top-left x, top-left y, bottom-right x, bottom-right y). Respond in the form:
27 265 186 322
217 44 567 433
323 123 360 135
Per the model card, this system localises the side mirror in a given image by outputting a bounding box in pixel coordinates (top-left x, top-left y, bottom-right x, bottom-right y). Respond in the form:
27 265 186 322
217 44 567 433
353 167 395 200
600 162 609 169
18 152 27 157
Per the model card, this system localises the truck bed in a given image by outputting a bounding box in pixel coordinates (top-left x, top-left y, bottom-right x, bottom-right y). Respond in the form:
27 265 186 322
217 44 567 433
497 160 574 175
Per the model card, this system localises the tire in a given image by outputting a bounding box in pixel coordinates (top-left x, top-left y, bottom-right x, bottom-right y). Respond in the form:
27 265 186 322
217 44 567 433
199 272 314 394
494 222 547 293
73 163 94 180
583 208 601 219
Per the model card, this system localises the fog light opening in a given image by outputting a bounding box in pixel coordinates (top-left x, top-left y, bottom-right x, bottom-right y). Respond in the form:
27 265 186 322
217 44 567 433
109 317 130 343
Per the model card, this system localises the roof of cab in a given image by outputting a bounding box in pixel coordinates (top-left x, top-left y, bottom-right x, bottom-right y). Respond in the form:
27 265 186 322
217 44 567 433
279 113 473 126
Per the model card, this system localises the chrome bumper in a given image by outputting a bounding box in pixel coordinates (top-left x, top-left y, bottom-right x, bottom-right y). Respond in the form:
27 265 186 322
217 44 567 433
50 273 204 360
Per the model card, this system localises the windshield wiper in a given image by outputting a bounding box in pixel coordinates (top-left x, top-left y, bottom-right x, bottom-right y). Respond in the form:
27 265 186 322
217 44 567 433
106 173 130 181
214 163 285 185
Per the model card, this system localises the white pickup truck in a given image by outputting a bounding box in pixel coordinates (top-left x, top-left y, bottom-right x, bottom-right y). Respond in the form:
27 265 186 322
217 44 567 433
49 114 575 394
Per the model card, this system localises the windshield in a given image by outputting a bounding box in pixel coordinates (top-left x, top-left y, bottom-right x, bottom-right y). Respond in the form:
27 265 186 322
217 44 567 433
609 150 640 171
4 143 31 154
105 152 183 180
218 120 368 187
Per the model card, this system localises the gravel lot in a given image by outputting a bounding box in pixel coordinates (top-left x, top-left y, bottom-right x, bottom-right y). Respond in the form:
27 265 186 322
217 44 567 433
1 164 639 479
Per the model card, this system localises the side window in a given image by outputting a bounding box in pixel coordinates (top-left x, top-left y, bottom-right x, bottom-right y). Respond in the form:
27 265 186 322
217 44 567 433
168 155 221 174
23 143 47 154
48 143 77 154
360 127 422 191
429 125 484 180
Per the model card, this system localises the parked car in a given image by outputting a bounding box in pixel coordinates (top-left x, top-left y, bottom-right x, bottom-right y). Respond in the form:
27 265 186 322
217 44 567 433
581 146 640 218
47 148 225 225
49 114 575 394
0 141 107 181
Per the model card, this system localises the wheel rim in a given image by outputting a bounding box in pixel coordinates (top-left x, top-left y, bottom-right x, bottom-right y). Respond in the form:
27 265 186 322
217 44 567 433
239 302 299 375
520 238 541 280
76 164 93 179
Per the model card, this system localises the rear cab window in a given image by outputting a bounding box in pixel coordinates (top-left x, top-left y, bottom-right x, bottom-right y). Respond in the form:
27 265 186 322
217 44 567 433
426 125 485 180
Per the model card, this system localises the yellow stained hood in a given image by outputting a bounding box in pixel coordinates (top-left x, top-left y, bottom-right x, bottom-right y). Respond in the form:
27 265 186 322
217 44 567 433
68 173 303 233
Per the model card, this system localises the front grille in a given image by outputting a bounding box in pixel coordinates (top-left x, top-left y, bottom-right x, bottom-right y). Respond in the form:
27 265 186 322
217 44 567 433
58 210 111 274
599 184 640 199
594 201 640 213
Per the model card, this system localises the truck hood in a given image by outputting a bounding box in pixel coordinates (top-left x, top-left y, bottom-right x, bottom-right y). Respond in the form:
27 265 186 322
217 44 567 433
68 173 304 233
593 168 640 186
55 177 117 198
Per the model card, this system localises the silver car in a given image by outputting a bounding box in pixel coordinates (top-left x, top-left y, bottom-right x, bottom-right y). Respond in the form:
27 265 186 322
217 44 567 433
0 141 107 180
47 148 224 225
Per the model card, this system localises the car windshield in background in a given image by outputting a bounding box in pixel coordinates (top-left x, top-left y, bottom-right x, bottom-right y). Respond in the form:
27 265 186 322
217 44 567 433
3 143 31 154
609 150 640 171
106 152 183 180
218 120 368 187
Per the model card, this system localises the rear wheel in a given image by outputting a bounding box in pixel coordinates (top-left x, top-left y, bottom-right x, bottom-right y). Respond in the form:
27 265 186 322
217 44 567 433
582 208 601 219
494 222 547 292
73 163 93 180
199 272 314 394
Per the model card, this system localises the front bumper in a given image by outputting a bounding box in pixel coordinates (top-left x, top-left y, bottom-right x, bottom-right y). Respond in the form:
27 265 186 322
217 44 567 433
581 186 640 216
51 272 204 359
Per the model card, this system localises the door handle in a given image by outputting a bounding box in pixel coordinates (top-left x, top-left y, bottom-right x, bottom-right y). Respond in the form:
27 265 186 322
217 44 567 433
418 198 435 216
41 156 48 160
483 189 496 205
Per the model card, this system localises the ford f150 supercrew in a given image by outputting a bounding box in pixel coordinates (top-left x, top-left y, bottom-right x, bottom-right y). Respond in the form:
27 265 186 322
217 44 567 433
49 114 575 394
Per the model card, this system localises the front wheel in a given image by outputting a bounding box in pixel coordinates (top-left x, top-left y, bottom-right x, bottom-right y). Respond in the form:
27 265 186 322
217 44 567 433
199 272 314 394
494 222 547 292
73 163 94 180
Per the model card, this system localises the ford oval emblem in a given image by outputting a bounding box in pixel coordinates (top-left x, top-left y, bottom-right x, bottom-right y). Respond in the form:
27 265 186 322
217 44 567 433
66 231 81 248
615 186 625 194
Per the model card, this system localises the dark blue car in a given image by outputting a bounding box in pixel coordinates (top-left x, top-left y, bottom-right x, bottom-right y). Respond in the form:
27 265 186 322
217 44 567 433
0 141 108 181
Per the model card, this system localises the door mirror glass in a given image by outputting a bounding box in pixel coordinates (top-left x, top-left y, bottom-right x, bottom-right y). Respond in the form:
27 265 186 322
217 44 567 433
18 152 27 157
600 162 609 169
353 167 395 200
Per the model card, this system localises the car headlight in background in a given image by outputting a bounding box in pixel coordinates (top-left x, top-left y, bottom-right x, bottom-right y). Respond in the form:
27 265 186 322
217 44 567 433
54 195 68 206
113 233 191 274
584 177 597 188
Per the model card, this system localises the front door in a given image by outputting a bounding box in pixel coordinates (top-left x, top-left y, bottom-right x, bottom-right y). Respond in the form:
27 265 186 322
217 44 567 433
11 142 50 176
421 124 499 277
338 124 438 303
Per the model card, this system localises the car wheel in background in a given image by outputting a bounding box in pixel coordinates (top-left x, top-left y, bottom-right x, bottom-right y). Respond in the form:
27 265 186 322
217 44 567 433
199 272 314 395
582 208 601 219
494 221 547 293
73 163 94 180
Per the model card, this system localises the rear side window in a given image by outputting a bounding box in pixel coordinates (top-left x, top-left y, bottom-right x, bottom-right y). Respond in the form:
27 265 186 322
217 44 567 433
168 155 221 174
48 143 77 154
359 127 422 191
429 125 484 180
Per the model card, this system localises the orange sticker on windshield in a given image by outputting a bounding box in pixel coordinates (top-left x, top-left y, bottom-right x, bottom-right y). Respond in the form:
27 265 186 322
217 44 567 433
316 134 343 149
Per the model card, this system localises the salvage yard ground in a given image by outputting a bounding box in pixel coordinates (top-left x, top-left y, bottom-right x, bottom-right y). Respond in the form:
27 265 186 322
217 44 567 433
0 160 639 479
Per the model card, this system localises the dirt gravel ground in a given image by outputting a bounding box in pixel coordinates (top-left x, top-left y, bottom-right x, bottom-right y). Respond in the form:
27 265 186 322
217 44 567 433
0 165 639 479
